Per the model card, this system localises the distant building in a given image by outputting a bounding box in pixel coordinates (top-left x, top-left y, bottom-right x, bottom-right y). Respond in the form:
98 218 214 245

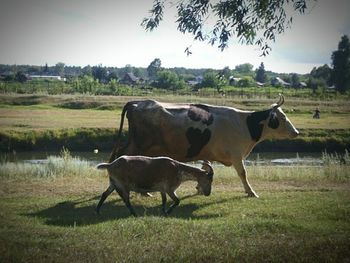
256 81 265 87
229 76 241 86
186 75 203 86
0 71 14 81
271 77 291 87
298 81 307 88
29 75 66 81
120 72 139 85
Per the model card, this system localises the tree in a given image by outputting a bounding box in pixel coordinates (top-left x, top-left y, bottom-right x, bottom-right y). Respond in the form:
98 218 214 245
80 75 98 93
15 71 27 83
147 58 162 80
92 65 108 83
331 35 350 93
255 62 266 83
235 63 253 75
238 76 254 87
142 0 315 55
290 73 300 88
156 70 185 90
307 77 327 93
310 64 332 85
220 66 231 79
44 63 49 73
107 71 119 82
55 62 65 76
82 65 92 76
201 70 220 88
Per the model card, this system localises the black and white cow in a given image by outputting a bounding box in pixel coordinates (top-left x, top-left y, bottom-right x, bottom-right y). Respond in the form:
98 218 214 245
109 95 299 197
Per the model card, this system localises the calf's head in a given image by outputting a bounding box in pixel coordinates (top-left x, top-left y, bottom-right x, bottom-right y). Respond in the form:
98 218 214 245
197 161 214 196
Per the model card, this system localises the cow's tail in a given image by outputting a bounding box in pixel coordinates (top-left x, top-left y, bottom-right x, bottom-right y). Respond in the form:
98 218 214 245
96 163 110 170
108 101 134 162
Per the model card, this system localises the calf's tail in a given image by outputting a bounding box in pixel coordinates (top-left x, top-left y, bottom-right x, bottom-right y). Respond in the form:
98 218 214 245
96 163 110 170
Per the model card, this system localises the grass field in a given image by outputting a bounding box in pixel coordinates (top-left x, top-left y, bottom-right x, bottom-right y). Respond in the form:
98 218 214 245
0 152 349 262
0 93 349 262
1 108 350 131
1 94 350 131
1 93 349 152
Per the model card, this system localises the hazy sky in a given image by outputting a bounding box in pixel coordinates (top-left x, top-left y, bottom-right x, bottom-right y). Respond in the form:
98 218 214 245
0 0 349 73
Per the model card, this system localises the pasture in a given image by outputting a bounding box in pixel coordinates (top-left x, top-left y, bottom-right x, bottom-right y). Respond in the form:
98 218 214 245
0 152 349 262
0 93 349 262
1 94 350 131
0 93 350 152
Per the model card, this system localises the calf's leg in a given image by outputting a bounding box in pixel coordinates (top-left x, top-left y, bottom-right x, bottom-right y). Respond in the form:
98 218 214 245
96 185 115 214
161 192 167 215
166 191 180 214
117 190 137 217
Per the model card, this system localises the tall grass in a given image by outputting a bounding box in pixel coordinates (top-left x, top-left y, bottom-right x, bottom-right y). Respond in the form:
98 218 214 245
321 150 350 182
1 150 349 183
0 148 95 179
246 150 350 182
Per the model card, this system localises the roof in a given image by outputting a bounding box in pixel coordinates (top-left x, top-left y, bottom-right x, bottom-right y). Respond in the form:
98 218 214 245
272 77 291 86
123 72 138 82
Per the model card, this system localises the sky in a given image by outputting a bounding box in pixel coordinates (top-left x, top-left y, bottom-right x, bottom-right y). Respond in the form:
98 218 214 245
0 0 349 74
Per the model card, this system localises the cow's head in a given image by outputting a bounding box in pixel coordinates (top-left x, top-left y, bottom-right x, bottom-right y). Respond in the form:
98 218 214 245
263 94 299 139
247 94 299 142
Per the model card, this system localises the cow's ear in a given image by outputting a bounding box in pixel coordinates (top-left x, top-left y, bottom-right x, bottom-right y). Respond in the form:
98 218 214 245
268 111 279 129
272 104 279 111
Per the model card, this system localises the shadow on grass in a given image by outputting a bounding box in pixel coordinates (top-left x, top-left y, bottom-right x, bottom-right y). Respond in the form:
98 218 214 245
26 194 244 227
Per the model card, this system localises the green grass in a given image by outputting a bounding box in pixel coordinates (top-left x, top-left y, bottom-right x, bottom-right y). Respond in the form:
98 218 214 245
1 94 349 130
1 93 349 261
1 93 349 152
0 153 349 262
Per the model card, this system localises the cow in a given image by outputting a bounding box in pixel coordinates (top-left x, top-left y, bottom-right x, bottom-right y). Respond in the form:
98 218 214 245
109 94 299 198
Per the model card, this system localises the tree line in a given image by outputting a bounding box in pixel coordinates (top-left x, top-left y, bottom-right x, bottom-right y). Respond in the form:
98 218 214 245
1 35 349 94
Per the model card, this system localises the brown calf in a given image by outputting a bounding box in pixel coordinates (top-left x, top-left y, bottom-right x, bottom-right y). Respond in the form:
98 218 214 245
96 155 213 216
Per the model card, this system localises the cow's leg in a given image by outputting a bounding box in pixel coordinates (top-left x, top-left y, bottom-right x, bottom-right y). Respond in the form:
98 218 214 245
233 160 259 198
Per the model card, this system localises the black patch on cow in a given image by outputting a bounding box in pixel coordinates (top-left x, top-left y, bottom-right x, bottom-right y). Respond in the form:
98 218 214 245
268 112 280 129
188 104 214 126
246 110 270 142
186 127 211 158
